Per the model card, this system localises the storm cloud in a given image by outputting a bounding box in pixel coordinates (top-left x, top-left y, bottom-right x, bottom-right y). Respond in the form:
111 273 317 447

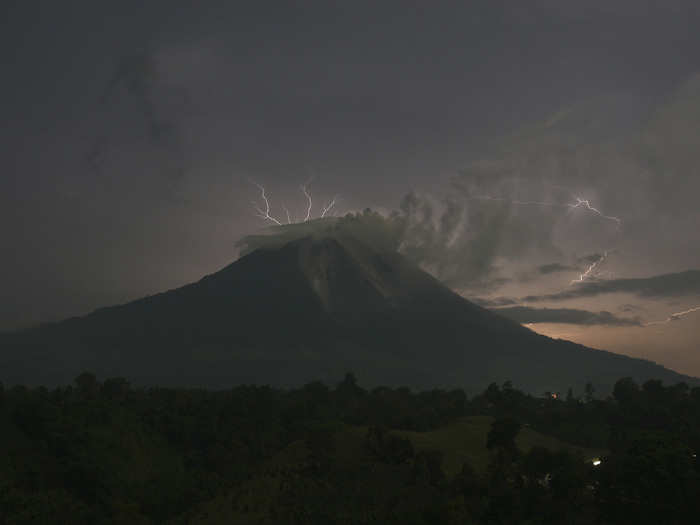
471 296 519 308
523 270 700 302
538 263 575 275
3 1 700 374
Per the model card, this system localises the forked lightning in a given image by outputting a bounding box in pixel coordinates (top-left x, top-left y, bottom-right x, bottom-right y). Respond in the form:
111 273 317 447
251 183 282 225
252 181 338 225
471 194 622 227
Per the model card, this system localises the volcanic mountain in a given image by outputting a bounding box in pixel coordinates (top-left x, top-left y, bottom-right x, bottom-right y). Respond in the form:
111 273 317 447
1 228 694 393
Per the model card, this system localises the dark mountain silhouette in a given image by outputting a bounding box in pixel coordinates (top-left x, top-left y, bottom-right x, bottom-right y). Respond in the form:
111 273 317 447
1 230 694 393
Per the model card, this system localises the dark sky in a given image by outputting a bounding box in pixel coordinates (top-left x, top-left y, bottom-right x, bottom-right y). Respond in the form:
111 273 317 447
3 1 700 374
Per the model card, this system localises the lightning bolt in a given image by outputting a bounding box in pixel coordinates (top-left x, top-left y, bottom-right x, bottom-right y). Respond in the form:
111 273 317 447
643 305 700 326
470 188 699 335
471 191 621 288
250 180 339 225
251 183 282 225
470 194 622 227
282 205 292 224
568 198 622 228
320 196 337 218
571 252 608 285
301 184 313 222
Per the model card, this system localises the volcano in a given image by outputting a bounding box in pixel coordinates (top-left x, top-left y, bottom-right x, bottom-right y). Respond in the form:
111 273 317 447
1 230 694 393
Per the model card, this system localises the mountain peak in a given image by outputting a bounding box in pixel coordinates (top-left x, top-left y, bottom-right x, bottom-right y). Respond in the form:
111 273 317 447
1 231 694 392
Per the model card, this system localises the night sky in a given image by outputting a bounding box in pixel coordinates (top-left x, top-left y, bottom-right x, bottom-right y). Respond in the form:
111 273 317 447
3 1 700 375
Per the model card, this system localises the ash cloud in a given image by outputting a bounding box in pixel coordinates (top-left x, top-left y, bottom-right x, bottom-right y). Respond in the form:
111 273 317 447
239 190 520 290
538 263 575 275
104 51 166 141
239 184 578 291
577 253 604 265
395 187 566 290
87 48 189 182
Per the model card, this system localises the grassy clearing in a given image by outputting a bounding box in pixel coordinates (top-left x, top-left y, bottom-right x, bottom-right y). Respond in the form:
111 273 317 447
392 416 606 477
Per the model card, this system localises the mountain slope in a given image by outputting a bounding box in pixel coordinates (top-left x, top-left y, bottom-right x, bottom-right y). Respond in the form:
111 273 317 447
1 232 694 393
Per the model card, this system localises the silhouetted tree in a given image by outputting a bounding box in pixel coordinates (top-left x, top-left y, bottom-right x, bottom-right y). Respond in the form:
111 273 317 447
365 425 414 464
487 417 521 461
613 377 639 405
642 378 665 401
452 461 483 519
74 372 99 399
101 377 130 401
484 382 502 405
566 387 575 404
521 446 554 481
596 435 700 524
412 449 445 488
305 424 336 472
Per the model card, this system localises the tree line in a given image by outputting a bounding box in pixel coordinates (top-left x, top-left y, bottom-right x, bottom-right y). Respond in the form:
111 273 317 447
1 373 699 523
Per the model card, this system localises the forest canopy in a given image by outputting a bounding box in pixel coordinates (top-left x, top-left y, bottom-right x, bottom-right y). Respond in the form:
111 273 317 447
1 374 699 524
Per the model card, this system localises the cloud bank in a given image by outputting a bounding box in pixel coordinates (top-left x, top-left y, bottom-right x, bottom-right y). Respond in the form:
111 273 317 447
522 270 700 302
494 306 641 326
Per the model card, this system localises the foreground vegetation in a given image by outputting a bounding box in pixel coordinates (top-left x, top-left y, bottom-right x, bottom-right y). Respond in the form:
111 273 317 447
1 373 699 524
